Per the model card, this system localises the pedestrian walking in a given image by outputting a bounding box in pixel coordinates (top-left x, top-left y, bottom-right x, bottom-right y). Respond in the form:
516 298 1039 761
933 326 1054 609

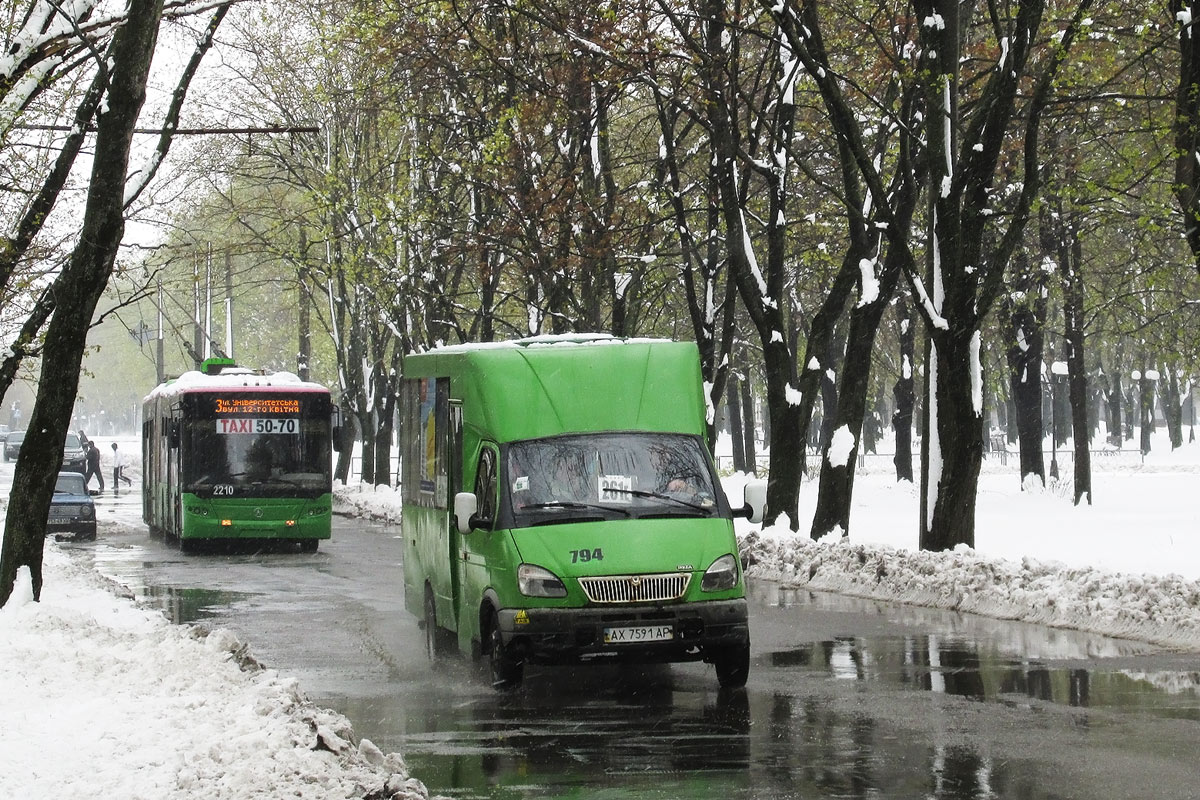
83 441 104 494
110 442 132 494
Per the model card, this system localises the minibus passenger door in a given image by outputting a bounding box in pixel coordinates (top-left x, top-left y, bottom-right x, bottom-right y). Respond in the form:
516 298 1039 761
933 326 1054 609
448 402 463 615
457 444 498 620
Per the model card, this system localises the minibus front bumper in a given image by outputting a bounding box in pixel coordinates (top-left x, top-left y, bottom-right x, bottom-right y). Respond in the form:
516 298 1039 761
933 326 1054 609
495 598 749 666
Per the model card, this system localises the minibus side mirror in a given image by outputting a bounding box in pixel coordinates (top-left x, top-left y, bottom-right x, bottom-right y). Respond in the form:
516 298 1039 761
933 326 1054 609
735 479 767 524
454 491 489 533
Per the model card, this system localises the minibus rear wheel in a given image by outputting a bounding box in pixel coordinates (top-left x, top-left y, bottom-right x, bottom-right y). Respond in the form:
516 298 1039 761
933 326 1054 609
424 586 449 660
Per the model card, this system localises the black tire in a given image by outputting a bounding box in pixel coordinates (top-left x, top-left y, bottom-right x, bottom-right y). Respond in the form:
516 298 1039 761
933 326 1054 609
298 539 319 553
488 619 523 689
423 587 448 661
713 642 750 689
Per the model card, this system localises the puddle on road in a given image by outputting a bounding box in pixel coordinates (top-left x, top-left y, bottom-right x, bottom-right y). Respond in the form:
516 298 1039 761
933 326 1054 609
140 584 258 624
378 586 1200 800
761 586 1200 723
349 662 1105 800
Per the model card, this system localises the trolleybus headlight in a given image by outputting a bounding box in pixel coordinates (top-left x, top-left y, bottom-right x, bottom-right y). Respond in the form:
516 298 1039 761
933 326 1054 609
221 519 233 527
518 563 567 598
701 554 739 592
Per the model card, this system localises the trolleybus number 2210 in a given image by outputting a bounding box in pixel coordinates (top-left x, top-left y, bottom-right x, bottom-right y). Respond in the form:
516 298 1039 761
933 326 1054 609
215 417 299 435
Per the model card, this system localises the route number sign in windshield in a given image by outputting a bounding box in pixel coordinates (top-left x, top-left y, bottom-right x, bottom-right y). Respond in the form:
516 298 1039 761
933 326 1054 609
213 397 301 435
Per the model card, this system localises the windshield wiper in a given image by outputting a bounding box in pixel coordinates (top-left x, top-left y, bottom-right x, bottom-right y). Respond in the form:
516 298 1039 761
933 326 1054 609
602 488 713 515
521 501 631 518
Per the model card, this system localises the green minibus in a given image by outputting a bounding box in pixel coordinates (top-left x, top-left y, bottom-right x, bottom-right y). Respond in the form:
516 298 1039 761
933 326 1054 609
400 335 764 689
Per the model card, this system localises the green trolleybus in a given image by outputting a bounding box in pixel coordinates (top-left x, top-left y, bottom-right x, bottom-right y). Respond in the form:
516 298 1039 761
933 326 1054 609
400 335 765 690
142 358 334 552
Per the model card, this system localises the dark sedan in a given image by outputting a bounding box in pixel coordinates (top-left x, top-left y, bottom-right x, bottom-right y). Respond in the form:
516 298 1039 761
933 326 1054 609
2 431 88 472
61 433 87 474
47 471 97 540
3 429 23 461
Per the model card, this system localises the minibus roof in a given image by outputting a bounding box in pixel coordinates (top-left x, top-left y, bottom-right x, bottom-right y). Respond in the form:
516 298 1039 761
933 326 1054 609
404 335 708 443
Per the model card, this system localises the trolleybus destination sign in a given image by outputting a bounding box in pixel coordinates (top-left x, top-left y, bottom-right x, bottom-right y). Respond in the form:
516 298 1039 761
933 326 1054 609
214 398 301 415
213 396 303 435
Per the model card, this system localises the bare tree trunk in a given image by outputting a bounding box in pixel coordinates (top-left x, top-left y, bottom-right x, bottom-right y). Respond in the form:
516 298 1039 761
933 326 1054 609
334 402 355 484
704 0 805 528
1172 0 1200 272
1004 250 1048 487
1062 224 1091 504
1161 370 1185 450
811 258 904 538
892 295 915 483
1138 368 1155 455
1099 361 1124 447
740 365 758 476
726 376 746 473
921 330 987 552
1 0 164 606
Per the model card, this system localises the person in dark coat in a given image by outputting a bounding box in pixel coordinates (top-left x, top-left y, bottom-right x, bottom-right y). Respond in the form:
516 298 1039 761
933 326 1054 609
83 441 104 494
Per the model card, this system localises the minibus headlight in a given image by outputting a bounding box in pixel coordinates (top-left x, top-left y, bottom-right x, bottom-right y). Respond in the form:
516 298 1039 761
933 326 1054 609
701 554 739 592
518 563 567 598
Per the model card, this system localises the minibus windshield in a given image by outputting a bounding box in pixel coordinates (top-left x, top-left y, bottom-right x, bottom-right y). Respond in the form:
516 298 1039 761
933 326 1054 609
505 432 721 525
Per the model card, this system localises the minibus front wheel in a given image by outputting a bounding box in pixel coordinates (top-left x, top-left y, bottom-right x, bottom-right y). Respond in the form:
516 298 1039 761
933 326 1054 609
487 618 524 690
712 642 750 689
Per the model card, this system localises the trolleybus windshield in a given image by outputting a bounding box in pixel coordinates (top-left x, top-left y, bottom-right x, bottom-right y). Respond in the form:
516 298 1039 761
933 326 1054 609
181 392 331 497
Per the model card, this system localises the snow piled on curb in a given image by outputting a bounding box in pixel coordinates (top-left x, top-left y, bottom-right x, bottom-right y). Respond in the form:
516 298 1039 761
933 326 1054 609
335 480 403 524
0 546 430 800
739 530 1200 650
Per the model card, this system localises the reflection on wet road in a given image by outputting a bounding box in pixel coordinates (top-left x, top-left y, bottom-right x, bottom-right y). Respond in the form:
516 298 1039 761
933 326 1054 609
54 508 1200 800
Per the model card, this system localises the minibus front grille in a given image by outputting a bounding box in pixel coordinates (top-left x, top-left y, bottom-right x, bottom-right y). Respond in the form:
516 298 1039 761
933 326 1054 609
579 573 691 604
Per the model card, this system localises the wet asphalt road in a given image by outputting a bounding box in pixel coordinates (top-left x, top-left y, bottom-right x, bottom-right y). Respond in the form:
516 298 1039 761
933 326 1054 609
38 486 1200 800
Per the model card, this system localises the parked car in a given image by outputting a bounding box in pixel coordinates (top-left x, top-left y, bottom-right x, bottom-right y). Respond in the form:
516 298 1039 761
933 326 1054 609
47 471 96 540
3 429 24 461
61 432 87 474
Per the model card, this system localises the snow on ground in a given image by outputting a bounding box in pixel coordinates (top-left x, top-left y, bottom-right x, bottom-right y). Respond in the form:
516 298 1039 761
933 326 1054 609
4 430 1200 798
0 549 432 800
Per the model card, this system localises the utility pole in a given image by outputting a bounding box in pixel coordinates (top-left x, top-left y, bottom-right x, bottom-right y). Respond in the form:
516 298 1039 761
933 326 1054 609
204 244 213 360
224 247 234 359
192 254 203 370
156 276 165 384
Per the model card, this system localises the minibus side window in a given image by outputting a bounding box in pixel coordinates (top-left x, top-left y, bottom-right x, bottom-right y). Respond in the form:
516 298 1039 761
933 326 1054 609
474 447 498 527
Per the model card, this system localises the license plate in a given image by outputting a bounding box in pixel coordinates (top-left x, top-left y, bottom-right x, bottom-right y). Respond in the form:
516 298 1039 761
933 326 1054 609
603 625 673 644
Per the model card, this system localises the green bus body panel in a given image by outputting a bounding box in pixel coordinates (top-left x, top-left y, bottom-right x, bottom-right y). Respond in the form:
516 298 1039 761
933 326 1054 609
402 338 707 443
179 493 332 541
402 504 453 625
508 517 736 593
